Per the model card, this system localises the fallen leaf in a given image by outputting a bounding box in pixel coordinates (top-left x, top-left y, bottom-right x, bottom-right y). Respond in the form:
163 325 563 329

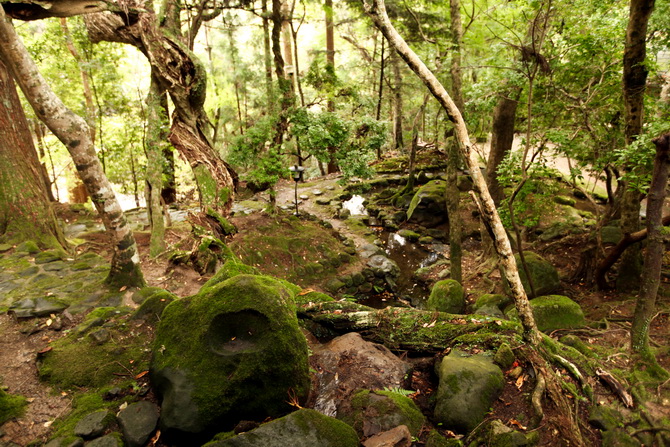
298 288 315 296
38 346 52 354
422 321 436 328
119 286 127 292
135 371 149 379
515 374 526 390
509 418 527 430
46 319 53 327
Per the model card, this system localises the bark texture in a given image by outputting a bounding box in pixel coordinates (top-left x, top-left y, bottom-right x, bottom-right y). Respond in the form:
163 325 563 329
487 91 520 205
0 7 144 287
0 59 65 248
361 0 541 346
618 0 656 290
631 133 670 355
145 74 167 257
84 6 237 212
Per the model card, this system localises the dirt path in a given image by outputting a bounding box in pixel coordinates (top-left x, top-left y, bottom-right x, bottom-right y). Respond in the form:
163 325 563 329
0 315 71 446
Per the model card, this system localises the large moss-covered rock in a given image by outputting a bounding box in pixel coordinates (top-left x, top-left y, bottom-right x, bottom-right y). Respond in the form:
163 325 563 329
204 409 359 447
406 180 448 227
426 280 464 313
200 260 261 292
150 274 310 438
434 350 504 433
508 295 585 333
338 390 425 438
505 252 560 298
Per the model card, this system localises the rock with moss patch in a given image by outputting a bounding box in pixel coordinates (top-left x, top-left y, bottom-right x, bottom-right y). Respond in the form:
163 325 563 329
9 297 69 318
601 428 641 447
406 180 448 227
434 350 504 433
34 249 65 264
507 295 585 332
132 291 176 323
600 226 623 245
493 343 516 369
85 434 123 447
504 252 560 298
337 390 425 438
397 229 420 242
117 401 159 447
473 294 512 313
426 280 464 314
74 410 114 439
588 405 623 432
204 409 359 447
483 420 532 447
15 241 40 254
425 430 463 446
151 275 310 438
553 195 576 206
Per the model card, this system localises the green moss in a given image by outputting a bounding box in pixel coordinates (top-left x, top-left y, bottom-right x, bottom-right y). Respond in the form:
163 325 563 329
15 240 40 254
206 208 237 235
508 295 585 332
201 260 261 292
427 280 465 313
0 388 27 424
132 291 176 323
48 391 113 440
473 294 512 312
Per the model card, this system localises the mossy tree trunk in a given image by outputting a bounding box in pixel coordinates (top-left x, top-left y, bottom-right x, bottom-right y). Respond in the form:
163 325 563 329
631 132 670 361
84 5 237 214
0 8 145 287
618 0 656 290
146 73 168 257
0 59 66 249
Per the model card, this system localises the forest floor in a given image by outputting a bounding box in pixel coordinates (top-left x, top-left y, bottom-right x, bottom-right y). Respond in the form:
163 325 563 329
1 162 670 446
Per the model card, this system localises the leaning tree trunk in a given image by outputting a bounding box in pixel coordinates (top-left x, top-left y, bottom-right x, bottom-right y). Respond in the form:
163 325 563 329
84 6 237 213
0 8 145 287
360 0 540 346
631 132 670 359
618 0 656 290
146 73 167 257
0 59 66 249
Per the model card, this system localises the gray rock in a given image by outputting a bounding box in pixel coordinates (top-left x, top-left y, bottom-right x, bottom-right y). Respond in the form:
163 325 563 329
315 198 331 205
74 410 113 439
406 180 448 227
505 252 560 298
9 297 68 318
88 329 111 345
207 409 359 447
339 208 351 219
84 434 122 447
313 189 324 196
338 390 424 438
367 255 400 278
360 244 384 259
44 438 84 447
117 401 159 447
434 350 504 433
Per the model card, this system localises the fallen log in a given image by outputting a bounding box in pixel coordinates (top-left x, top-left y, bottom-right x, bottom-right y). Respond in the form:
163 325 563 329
299 301 521 353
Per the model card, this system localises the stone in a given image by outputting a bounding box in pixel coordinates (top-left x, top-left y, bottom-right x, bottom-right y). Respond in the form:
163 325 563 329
473 294 512 313
339 208 352 219
151 275 310 437
313 189 323 196
426 280 464 314
484 420 529 446
205 409 359 447
0 243 12 252
434 350 504 433
117 401 160 447
34 250 64 264
316 197 331 205
200 260 261 293
425 430 463 446
299 194 310 200
553 195 576 206
44 438 84 447
9 297 68 318
601 226 623 245
508 295 585 332
324 278 346 293
311 333 410 418
74 410 113 439
362 425 412 447
505 252 560 298
338 390 425 438
367 255 400 278
397 229 420 242
493 343 516 369
84 434 123 447
360 244 384 259
588 405 623 432
88 329 111 345
15 241 39 254
406 180 448 227
602 428 641 447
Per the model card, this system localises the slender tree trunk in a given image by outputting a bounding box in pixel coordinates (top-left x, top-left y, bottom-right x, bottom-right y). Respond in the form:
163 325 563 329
390 48 404 150
324 0 339 173
262 0 275 114
446 0 464 285
32 120 58 202
0 9 145 287
85 8 237 213
270 0 294 148
618 0 656 290
361 0 541 346
146 74 167 257
631 132 670 359
0 59 66 249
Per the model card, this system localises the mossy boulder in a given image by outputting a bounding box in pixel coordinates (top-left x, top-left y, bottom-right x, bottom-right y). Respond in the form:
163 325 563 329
434 350 504 433
505 252 560 298
204 409 359 447
406 180 448 227
132 291 176 323
337 390 425 438
150 274 310 438
427 280 465 313
473 294 512 313
507 295 585 332
200 260 261 292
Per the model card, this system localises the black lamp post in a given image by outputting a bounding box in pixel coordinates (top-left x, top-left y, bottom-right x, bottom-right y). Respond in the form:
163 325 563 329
288 165 305 216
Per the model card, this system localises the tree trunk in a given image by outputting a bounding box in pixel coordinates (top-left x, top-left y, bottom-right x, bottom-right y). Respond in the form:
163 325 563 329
390 48 404 150
618 0 656 290
325 0 338 173
84 7 237 213
146 74 167 257
631 132 669 358
0 8 145 287
487 91 520 206
270 0 294 148
0 59 66 249
361 0 541 346
446 0 464 285
262 0 274 114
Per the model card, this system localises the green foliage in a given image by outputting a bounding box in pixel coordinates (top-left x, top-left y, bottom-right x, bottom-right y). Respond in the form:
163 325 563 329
497 151 559 229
